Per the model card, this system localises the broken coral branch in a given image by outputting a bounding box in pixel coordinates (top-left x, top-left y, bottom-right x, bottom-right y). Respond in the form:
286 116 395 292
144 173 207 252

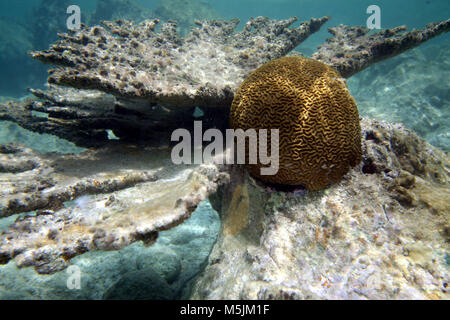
313 19 450 78
30 16 329 108
0 86 209 148
0 143 230 273
0 95 110 148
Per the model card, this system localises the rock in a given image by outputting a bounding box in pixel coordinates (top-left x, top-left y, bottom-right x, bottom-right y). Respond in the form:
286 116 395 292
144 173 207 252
190 117 449 300
0 199 221 299
136 247 182 284
104 267 174 300
405 242 433 268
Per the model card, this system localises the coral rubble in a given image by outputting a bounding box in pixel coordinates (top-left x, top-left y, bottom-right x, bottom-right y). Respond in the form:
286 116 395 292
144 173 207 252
0 144 229 273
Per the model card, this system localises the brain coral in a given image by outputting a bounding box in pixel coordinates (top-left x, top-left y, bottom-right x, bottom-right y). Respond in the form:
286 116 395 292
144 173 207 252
230 56 362 190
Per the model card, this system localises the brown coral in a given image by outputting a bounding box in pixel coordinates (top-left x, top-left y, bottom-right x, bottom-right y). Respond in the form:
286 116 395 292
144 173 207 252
230 56 361 190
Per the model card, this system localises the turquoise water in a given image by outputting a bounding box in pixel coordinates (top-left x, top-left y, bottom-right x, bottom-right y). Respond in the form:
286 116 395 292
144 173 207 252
0 0 448 300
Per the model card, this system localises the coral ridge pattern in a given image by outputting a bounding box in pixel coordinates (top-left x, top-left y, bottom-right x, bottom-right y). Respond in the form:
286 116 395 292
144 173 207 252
230 56 362 190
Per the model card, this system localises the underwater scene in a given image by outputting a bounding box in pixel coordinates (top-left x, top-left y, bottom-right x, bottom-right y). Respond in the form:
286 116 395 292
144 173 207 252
0 0 448 302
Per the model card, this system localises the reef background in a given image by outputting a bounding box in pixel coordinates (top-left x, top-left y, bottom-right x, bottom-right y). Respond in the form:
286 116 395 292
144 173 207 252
0 0 448 299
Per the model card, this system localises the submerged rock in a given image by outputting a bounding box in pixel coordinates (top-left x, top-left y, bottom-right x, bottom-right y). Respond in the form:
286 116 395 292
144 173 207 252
104 267 174 300
191 118 449 300
0 200 220 300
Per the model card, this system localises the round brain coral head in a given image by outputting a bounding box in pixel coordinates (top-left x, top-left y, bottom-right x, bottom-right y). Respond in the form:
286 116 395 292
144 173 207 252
230 56 362 191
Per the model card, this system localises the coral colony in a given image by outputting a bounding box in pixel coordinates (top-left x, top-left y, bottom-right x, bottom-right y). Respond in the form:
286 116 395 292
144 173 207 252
0 5 448 299
230 56 361 190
